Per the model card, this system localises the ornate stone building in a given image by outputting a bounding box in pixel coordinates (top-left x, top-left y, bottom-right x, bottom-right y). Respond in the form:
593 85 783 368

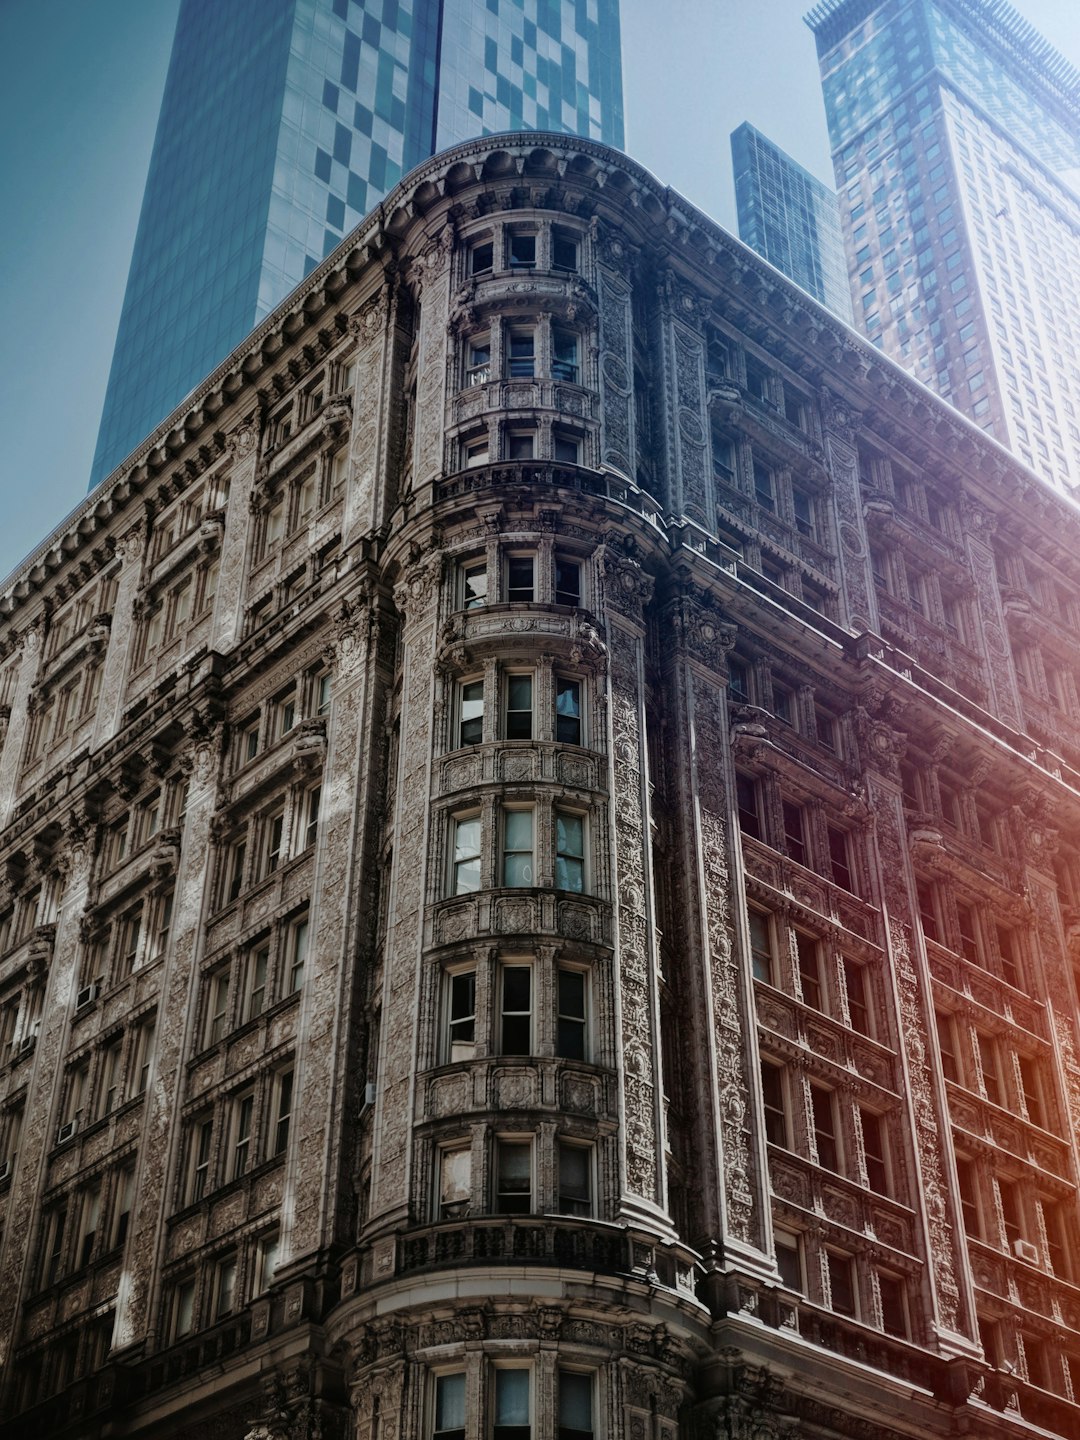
1 134 1080 1439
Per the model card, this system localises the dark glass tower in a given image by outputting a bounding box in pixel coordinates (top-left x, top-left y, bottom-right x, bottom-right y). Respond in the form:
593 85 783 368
731 122 853 320
90 0 624 490
806 0 1080 496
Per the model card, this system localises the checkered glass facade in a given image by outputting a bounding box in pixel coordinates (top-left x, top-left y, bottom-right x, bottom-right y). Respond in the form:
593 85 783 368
90 0 623 489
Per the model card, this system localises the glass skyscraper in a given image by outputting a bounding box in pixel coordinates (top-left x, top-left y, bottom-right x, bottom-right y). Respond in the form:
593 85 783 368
806 0 1080 496
731 122 854 321
90 0 623 490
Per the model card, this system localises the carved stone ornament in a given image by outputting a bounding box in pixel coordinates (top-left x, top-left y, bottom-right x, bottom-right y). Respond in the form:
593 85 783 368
227 416 259 458
820 387 859 443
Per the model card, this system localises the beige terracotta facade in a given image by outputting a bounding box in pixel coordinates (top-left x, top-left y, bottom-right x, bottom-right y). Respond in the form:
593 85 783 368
2 135 1080 1439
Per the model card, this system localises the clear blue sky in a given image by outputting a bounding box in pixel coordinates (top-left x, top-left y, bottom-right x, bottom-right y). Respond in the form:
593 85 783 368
2 0 1080 581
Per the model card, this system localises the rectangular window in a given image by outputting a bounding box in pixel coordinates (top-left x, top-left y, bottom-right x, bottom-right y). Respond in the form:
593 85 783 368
470 240 494 276
760 1061 787 1146
508 330 536 378
775 1231 803 1291
507 431 535 461
936 1009 958 1082
996 924 1021 988
506 555 535 602
553 433 581 464
555 677 582 744
214 1252 237 1319
452 816 482 895
1018 1055 1045 1128
827 826 853 890
465 436 490 467
148 889 173 962
132 1019 155 1097
557 1142 592 1216
264 811 285 875
860 1109 889 1193
171 1278 196 1339
502 810 534 887
956 902 980 964
753 460 775 511
828 1251 856 1317
207 970 230 1046
877 1272 907 1336
748 910 773 983
843 959 871 1035
117 905 142 975
495 1140 532 1214
782 801 806 865
505 674 533 739
494 1368 531 1440
76 1183 101 1269
792 486 814 537
273 1069 293 1156
556 968 587 1060
434 1372 467 1440
552 232 579 272
555 812 585 892
554 557 581 607
112 1163 135 1248
230 1093 254 1179
916 879 940 942
99 1040 123 1117
810 1083 839 1170
500 966 532 1055
955 1155 980 1236
795 932 821 1008
439 1144 472 1219
467 337 491 386
459 679 484 746
244 946 269 1021
227 839 247 903
976 1031 1002 1106
256 1229 280 1293
447 971 477 1061
552 329 579 383
736 773 761 839
188 1118 213 1202
304 786 321 850
288 917 308 993
509 233 536 268
462 563 487 610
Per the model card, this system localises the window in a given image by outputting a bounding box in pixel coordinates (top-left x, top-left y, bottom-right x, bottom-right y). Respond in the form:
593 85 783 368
1018 1055 1045 1128
171 1278 196 1339
226 839 247 903
244 945 269 1021
502 810 534 887
916 879 940 942
303 786 321 850
827 1250 856 1317
557 1142 592 1216
500 965 532 1054
877 1272 907 1336
775 1231 803 1291
552 231 579 272
263 810 285 876
552 329 579 383
782 801 806 865
461 562 487 610
810 1083 838 1169
446 971 476 1061
213 1252 237 1319
230 1092 254 1180
148 889 173 962
860 1109 889 1193
827 827 853 890
936 1009 958 1082
506 555 534 602
508 329 536 378
553 433 581 464
843 959 871 1036
495 1139 532 1214
749 911 774 983
438 1143 472 1220
287 917 308 993
736 773 761 839
555 677 582 744
452 816 482 894
556 968 587 1060
554 556 581 607
273 691 297 740
760 1061 787 1146
132 1019 155 1098
555 812 585 892
976 1031 1003 1106
792 486 814 537
795 932 822 1008
753 460 776 512
465 436 490 467
188 1117 213 1203
207 970 230 1046
111 1164 135 1248
98 1039 123 1117
467 337 491 386
470 240 493 276
75 1183 101 1269
117 905 142 975
505 674 533 740
508 233 536 268
272 1069 293 1156
256 1229 280 1293
507 431 535 461
434 1372 467 1440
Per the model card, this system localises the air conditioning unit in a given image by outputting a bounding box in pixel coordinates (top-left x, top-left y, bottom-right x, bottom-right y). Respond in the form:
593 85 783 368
18 1028 38 1053
56 1119 78 1145
76 982 99 1010
1013 1238 1039 1264
0 1160 10 1182
364 1082 377 1107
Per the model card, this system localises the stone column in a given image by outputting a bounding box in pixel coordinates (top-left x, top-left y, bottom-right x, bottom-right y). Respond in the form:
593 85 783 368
408 225 455 499
957 495 1023 729
364 550 442 1249
820 389 877 635
662 588 772 1279
342 280 394 544
92 525 146 747
594 226 637 478
0 621 44 831
600 547 669 1231
210 416 260 653
655 269 712 530
0 813 94 1365
280 585 388 1267
857 713 979 1356
112 719 221 1351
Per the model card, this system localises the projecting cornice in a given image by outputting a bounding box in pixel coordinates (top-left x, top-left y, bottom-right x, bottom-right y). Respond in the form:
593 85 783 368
3 131 1079 624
